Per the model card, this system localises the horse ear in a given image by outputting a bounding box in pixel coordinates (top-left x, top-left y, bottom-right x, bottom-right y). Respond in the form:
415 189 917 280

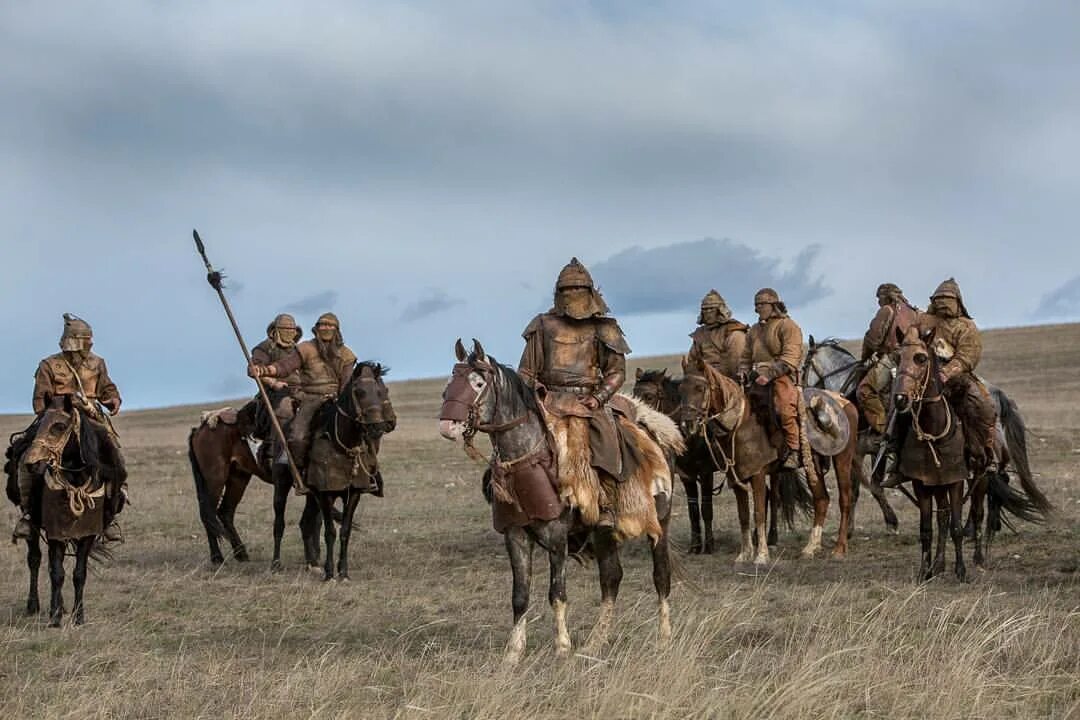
454 338 467 362
635 367 643 380
660 368 668 378
809 334 816 348
472 338 488 363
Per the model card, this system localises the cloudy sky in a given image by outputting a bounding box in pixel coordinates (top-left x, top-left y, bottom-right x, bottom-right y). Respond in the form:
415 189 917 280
2 1 1077 411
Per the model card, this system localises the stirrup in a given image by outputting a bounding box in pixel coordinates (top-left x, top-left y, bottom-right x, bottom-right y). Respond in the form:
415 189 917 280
103 521 123 543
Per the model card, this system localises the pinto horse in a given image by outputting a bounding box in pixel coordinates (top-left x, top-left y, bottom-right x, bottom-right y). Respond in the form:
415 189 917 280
439 340 682 664
5 400 124 625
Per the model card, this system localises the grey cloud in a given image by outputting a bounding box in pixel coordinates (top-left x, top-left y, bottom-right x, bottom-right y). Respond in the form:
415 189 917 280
208 374 253 400
399 289 465 323
284 290 338 315
1033 276 1080 320
591 238 830 316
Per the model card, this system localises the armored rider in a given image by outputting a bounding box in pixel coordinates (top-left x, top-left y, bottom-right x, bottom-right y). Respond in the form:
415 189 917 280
249 313 302 435
248 312 357 469
518 258 631 527
738 288 804 470
857 283 918 439
13 314 125 541
881 278 996 487
686 290 748 380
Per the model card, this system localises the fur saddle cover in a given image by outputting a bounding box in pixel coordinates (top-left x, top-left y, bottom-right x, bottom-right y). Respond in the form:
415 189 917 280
305 434 380 493
545 393 684 541
200 407 239 430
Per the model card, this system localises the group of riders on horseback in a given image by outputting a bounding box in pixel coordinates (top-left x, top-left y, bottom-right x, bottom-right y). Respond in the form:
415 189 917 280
7 259 1000 546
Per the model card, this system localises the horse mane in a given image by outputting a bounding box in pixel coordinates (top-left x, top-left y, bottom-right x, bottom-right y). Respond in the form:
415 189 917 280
353 360 390 379
637 369 668 384
471 353 542 418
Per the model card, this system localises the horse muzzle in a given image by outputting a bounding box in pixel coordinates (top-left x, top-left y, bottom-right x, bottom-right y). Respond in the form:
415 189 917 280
439 419 465 440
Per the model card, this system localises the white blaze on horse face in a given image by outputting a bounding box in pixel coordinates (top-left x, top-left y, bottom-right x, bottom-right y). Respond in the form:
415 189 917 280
438 419 464 440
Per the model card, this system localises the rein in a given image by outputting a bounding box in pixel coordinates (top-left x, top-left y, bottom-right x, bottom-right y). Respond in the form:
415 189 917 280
460 366 545 473
685 373 745 488
805 351 861 395
901 348 954 468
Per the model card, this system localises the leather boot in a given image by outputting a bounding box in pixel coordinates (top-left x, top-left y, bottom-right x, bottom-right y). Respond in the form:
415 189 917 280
103 520 123 542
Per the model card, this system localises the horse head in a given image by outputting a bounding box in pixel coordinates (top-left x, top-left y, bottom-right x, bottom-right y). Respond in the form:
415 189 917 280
342 361 395 438
893 325 938 413
802 337 859 392
439 338 500 441
632 367 667 411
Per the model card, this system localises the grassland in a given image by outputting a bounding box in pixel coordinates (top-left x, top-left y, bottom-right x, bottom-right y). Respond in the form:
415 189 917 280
1 324 1078 719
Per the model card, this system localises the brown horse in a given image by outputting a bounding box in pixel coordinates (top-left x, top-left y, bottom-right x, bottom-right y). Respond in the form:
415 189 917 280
188 402 267 564
439 340 683 664
893 326 970 581
679 358 859 562
4 400 124 625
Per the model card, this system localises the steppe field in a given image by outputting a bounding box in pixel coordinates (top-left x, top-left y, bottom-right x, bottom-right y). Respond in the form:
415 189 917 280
2 324 1078 719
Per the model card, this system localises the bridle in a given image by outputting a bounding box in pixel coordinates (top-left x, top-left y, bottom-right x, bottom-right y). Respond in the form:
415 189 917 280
803 346 861 394
445 361 538 471
896 339 953 467
681 371 740 482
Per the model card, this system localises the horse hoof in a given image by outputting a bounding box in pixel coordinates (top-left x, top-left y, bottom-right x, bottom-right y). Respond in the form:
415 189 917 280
337 575 350 584
210 555 225 566
322 573 334 582
831 549 847 560
234 551 250 563
888 525 900 536
307 564 322 575
73 612 85 626
703 542 715 555
48 617 62 629
26 601 39 616
270 560 283 573
688 542 702 555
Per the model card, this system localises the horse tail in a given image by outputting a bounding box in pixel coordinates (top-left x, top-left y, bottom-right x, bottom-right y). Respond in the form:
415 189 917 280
987 469 1046 527
778 469 813 530
994 387 1052 517
188 427 227 539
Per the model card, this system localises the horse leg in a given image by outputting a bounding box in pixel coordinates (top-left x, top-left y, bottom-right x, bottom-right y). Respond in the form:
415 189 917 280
915 480 934 582
336 489 362 581
270 471 290 572
538 516 571 657
951 483 968 583
832 445 855 559
48 540 65 627
503 526 533 666
219 469 251 562
26 530 42 615
682 475 702 554
932 496 949 577
299 495 322 570
700 472 715 554
71 537 93 626
766 475 779 548
968 474 987 570
802 458 830 559
319 493 338 582
651 493 673 642
862 453 899 533
732 481 753 564
587 528 622 652
751 472 770 565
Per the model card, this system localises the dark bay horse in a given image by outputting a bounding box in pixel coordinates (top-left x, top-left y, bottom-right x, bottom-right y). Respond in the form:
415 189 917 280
304 361 395 581
804 335 1050 564
439 340 682 664
893 327 970 581
5 400 124 625
189 362 393 571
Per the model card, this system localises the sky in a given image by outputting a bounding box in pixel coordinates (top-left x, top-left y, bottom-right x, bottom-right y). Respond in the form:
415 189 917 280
2 1 1078 412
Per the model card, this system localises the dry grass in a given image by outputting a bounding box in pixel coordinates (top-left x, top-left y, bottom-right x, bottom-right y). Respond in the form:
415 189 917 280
2 324 1078 719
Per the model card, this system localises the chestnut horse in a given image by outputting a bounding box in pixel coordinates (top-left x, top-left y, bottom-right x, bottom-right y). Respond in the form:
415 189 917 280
679 358 859 561
439 340 683 664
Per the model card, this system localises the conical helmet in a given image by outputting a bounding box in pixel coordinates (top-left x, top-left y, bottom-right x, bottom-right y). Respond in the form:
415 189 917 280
59 313 93 352
312 312 343 346
930 277 971 318
555 257 595 291
698 290 732 324
754 287 781 305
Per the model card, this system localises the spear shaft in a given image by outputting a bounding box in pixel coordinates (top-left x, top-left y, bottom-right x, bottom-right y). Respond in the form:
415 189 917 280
192 229 306 494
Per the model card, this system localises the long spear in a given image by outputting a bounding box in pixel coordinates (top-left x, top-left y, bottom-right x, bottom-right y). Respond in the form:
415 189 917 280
192 229 306 494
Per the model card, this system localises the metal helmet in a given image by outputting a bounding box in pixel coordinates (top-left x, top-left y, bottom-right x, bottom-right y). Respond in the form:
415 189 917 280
312 312 343 346
753 288 787 317
929 277 971 319
698 289 732 324
554 257 596 291
266 313 301 345
59 313 93 353
876 282 902 298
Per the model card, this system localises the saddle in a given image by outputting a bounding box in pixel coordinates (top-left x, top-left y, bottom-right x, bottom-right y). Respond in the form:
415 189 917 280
538 390 643 483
